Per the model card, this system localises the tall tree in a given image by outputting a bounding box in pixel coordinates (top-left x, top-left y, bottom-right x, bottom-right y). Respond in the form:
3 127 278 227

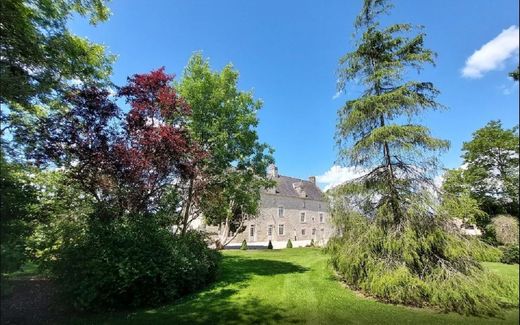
177 53 274 244
31 68 202 218
327 0 516 316
335 0 448 225
461 120 519 216
0 0 114 156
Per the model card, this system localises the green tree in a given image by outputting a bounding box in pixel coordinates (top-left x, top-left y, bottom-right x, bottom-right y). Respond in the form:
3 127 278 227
335 0 448 225
0 157 37 272
439 190 487 226
461 121 519 216
328 0 517 315
0 0 114 155
441 169 492 237
177 53 274 246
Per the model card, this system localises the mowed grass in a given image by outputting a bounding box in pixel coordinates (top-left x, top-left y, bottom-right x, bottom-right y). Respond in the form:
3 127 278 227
68 248 519 325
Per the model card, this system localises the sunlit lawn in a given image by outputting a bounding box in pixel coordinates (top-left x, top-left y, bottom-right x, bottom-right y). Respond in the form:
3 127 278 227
68 248 519 325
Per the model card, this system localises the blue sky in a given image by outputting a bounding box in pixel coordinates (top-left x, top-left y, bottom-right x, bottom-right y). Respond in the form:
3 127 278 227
70 0 519 189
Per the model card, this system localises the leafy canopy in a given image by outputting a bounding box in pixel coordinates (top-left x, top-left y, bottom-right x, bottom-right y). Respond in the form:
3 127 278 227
0 0 114 157
30 68 203 217
462 121 519 216
177 53 274 236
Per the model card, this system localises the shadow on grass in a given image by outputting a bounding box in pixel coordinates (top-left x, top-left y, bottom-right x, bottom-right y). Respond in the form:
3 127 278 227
216 255 309 287
70 254 308 324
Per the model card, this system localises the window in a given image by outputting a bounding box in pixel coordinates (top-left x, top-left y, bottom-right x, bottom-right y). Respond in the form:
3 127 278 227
250 225 255 237
312 228 316 235
268 225 273 236
301 229 306 236
321 228 324 233
278 207 284 217
319 213 324 223
319 203 321 209
279 224 285 235
300 212 306 223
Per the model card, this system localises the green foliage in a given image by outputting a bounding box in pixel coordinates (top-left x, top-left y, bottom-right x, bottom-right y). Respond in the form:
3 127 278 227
48 215 220 310
240 240 248 250
329 1 516 316
335 0 448 224
0 157 37 273
465 238 503 263
176 53 274 238
267 240 273 249
500 245 519 264
1 0 115 157
439 190 487 225
286 239 293 249
461 121 519 217
327 205 517 316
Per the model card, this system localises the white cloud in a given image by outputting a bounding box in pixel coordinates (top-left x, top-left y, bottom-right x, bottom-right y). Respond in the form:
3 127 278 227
316 165 366 191
332 91 341 100
462 25 519 79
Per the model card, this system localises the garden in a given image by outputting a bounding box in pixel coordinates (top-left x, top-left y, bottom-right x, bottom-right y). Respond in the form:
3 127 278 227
1 0 519 324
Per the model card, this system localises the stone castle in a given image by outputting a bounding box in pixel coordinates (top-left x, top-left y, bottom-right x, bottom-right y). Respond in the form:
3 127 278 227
221 164 333 248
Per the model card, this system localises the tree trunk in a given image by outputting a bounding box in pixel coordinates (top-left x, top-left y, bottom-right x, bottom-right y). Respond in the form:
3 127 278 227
181 177 194 235
379 114 402 224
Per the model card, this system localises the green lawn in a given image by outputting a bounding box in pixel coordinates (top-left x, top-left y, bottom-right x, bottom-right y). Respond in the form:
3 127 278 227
69 248 519 325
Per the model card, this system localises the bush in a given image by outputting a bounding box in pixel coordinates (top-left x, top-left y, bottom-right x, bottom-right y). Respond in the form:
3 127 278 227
500 245 519 264
240 239 248 250
466 238 503 262
492 215 519 245
326 208 518 316
0 221 28 274
286 239 293 248
48 216 220 310
267 240 273 249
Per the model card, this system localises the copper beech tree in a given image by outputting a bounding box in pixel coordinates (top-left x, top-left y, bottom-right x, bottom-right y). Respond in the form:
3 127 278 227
32 68 205 218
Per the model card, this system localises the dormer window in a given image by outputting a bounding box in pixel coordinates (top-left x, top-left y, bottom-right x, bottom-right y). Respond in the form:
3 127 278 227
278 207 284 217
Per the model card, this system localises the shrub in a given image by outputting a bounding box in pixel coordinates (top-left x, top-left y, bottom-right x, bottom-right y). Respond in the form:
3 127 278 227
267 240 273 249
326 208 518 316
286 239 293 248
500 245 519 264
492 215 519 245
466 238 503 262
0 222 28 274
48 216 220 310
240 240 248 250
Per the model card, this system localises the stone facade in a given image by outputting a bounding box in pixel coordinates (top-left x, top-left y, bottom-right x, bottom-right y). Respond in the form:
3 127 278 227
225 165 333 248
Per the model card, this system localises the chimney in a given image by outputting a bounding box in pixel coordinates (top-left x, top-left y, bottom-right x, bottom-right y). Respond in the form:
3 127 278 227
267 164 278 178
309 176 316 185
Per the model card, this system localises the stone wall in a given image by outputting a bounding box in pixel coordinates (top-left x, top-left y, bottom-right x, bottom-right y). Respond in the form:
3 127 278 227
228 192 332 246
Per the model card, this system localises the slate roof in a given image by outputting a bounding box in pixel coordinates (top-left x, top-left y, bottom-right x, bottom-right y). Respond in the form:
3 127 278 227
263 175 325 201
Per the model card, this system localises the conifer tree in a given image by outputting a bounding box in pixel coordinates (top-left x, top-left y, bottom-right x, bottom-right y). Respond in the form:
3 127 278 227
328 0 518 315
335 0 449 225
